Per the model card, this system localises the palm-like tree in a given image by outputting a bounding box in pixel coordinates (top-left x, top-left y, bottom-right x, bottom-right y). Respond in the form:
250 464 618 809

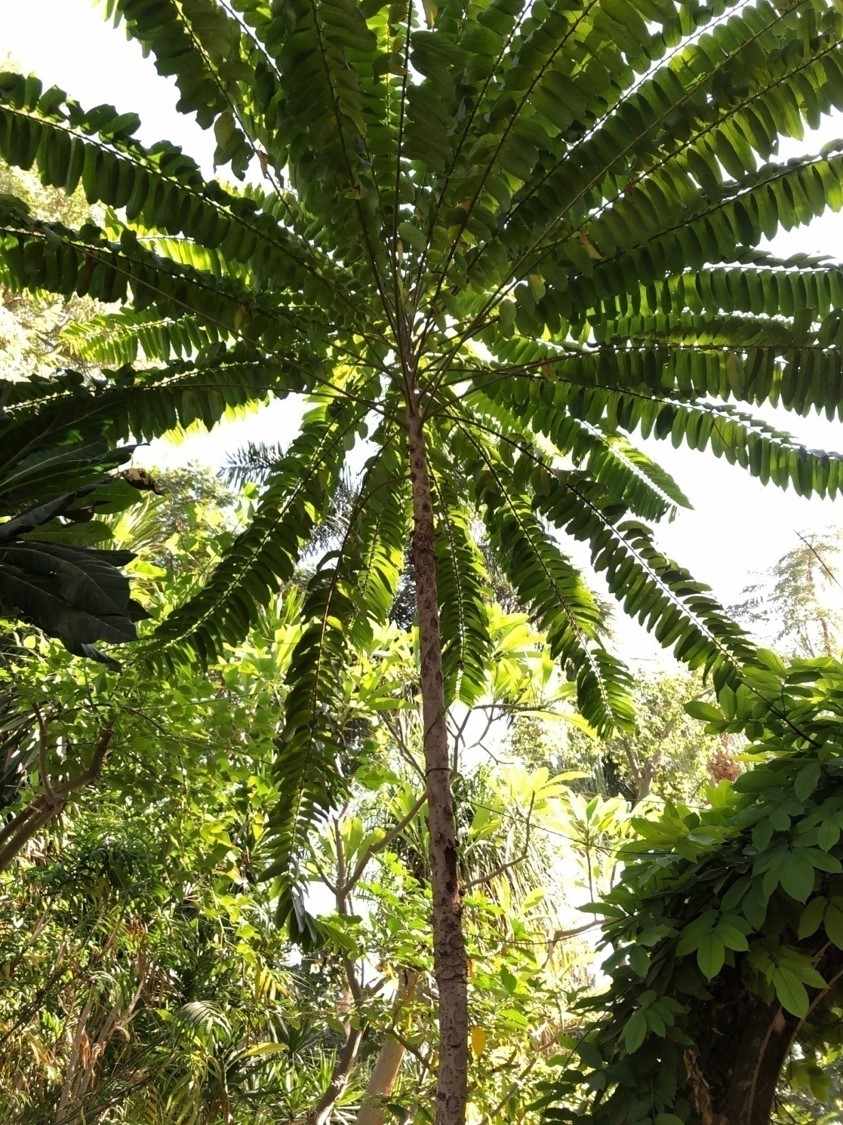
3 2 843 1119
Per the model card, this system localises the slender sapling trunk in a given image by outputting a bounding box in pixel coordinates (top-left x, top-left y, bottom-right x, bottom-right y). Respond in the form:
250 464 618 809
355 969 419 1125
405 388 468 1125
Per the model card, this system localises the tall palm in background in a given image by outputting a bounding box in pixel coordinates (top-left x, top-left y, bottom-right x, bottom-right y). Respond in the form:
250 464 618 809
4 1 843 1119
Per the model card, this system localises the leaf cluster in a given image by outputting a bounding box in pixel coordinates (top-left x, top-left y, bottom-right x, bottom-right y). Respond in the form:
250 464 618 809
543 653 843 1123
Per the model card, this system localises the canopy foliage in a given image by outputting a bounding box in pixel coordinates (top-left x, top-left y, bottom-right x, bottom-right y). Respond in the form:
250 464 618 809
548 653 843 1123
3 0 843 948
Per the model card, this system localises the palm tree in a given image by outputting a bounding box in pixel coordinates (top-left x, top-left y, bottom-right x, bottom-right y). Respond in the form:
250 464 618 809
3 3 843 1119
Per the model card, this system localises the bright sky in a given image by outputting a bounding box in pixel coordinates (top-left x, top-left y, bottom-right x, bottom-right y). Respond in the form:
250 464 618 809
4 0 843 654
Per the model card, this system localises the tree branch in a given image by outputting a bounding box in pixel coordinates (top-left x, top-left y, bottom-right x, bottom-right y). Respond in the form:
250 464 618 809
464 795 534 891
0 721 114 872
344 794 428 893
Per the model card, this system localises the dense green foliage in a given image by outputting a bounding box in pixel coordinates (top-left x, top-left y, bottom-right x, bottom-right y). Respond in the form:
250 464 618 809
5 2 843 1119
548 652 843 1123
4 475 843 1122
0 481 594 1123
2 3 843 900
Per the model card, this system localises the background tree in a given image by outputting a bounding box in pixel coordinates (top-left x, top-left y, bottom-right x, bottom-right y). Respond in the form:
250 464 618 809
734 529 843 658
514 668 737 804
4 3 843 1120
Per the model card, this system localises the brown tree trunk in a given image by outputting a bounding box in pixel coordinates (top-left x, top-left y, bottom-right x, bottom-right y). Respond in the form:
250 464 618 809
307 1025 365 1125
693 942 843 1123
405 390 468 1125
0 721 113 872
356 969 419 1125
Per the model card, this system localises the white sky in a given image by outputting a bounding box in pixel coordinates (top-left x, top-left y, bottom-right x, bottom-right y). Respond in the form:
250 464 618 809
4 0 843 654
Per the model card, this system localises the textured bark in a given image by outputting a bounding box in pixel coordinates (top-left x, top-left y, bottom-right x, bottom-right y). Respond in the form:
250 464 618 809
355 969 419 1125
696 941 843 1124
406 392 468 1125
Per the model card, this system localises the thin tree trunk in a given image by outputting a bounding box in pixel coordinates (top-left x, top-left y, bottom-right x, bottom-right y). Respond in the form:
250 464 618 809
308 1025 365 1125
356 969 419 1125
0 722 113 872
405 390 468 1125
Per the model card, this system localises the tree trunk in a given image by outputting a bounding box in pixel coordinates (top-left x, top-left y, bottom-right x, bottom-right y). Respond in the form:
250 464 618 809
405 391 468 1125
308 1025 365 1125
356 969 419 1125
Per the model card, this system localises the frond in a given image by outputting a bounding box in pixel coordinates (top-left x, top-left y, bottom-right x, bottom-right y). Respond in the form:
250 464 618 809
153 389 367 663
574 256 843 333
532 465 756 681
466 384 691 523
471 356 843 499
239 0 395 266
0 203 310 352
0 71 348 303
427 437 494 706
61 308 223 367
100 0 261 177
265 440 410 927
572 150 843 312
454 426 635 736
222 440 287 490
5 344 307 444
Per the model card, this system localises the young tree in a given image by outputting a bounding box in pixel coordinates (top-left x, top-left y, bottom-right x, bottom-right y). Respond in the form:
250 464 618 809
4 4 843 1120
